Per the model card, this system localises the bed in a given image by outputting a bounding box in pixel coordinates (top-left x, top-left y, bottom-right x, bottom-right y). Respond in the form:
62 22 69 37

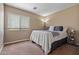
30 26 68 54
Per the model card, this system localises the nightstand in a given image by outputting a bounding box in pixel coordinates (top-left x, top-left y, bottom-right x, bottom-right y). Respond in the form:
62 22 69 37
67 28 76 45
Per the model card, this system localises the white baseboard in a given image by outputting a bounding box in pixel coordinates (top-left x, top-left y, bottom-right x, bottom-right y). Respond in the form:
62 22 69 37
4 39 29 45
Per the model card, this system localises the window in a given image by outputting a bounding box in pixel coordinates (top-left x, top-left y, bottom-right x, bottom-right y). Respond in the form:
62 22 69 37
8 13 30 30
20 15 30 29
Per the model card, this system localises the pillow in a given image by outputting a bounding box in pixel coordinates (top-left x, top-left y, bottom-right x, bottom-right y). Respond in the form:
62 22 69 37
54 26 63 31
48 26 54 31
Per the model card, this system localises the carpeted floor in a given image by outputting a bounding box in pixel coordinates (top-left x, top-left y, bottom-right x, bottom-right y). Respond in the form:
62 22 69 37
49 44 79 55
0 41 44 55
0 41 79 55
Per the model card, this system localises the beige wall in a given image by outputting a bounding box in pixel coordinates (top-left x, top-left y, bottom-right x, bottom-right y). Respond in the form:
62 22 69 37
46 5 79 30
4 5 43 43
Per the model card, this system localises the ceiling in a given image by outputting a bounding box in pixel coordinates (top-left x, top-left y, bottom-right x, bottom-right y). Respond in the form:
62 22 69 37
6 3 77 16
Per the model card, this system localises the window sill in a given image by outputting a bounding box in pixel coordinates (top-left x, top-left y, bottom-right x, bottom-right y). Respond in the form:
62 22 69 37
8 28 29 31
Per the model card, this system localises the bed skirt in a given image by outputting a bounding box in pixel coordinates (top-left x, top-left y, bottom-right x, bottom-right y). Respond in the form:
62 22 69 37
49 37 67 53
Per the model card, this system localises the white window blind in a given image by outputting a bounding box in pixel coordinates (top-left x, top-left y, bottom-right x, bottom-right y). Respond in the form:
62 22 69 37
8 13 30 30
8 13 20 29
20 16 30 28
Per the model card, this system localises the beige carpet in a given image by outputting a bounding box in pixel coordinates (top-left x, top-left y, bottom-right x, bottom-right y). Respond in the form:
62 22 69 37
0 41 44 55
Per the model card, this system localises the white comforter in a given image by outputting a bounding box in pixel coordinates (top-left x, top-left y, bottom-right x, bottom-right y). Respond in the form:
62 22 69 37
30 30 53 54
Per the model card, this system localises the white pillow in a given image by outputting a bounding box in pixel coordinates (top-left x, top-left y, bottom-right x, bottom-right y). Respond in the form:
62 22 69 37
48 26 54 31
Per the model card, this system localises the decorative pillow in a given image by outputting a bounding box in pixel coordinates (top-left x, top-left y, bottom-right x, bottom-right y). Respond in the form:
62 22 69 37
54 26 63 31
